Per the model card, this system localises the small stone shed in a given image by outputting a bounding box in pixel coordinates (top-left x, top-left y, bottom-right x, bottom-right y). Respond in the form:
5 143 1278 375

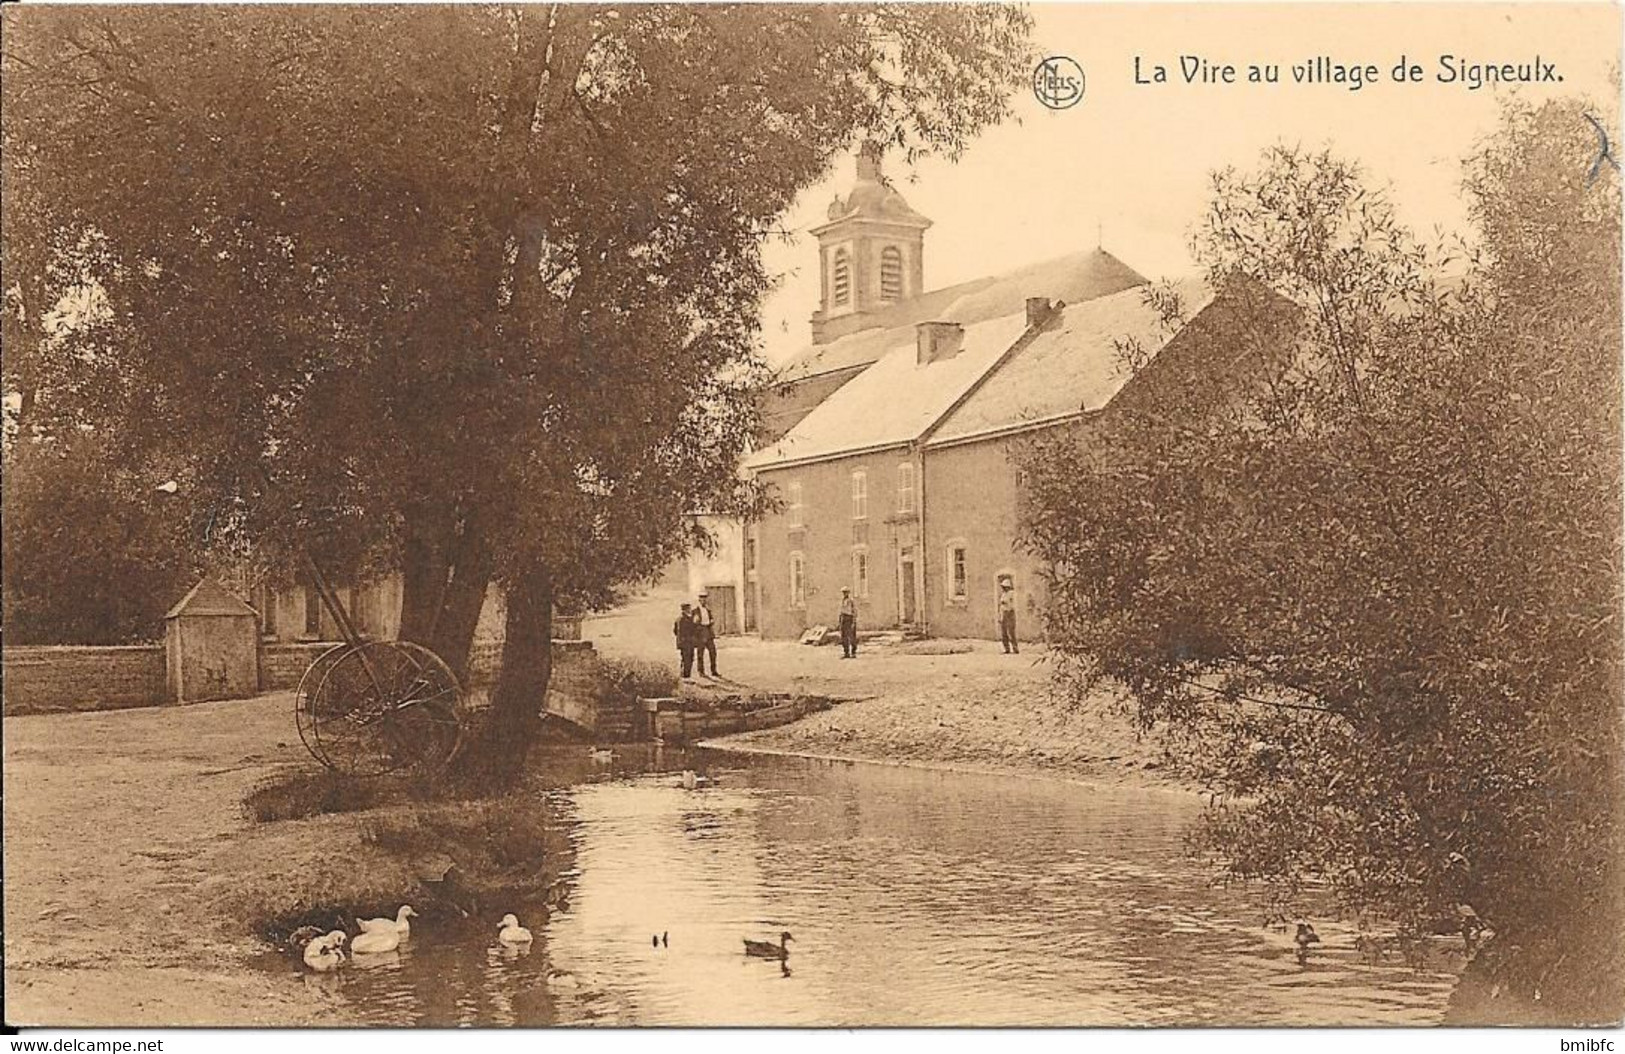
164 578 260 703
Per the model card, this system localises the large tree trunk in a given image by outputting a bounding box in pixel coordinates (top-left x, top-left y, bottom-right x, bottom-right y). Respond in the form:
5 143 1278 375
455 570 553 793
431 524 494 686
397 504 452 645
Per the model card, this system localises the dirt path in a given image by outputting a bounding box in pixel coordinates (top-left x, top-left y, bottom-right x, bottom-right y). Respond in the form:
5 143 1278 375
3 692 344 1026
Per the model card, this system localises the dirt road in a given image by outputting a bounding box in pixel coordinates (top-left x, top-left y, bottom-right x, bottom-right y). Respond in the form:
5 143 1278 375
3 693 343 1026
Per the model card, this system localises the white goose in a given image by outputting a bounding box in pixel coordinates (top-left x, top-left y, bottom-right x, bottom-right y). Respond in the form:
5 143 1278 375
302 930 347 972
498 913 533 944
358 905 418 937
351 923 402 955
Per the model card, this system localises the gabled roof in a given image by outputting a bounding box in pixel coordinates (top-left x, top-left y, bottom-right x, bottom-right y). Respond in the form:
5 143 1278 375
744 313 1032 470
166 578 258 619
775 248 1148 383
929 277 1213 447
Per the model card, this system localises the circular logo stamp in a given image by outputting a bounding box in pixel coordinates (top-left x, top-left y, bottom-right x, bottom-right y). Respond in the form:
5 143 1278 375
1033 55 1086 110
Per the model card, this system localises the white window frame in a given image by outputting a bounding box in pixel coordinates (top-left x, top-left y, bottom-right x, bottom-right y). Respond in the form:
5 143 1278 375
946 541 969 603
789 550 806 610
787 480 804 528
852 546 870 599
851 469 868 521
897 462 915 514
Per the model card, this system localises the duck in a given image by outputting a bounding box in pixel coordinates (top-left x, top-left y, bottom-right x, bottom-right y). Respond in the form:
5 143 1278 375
498 913 533 944
589 748 617 764
1294 921 1321 964
357 904 418 937
543 879 571 911
351 924 402 955
743 931 793 959
302 930 347 972
681 770 698 790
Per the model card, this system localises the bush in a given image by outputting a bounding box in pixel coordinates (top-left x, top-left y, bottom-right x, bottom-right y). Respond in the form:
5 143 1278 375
595 655 678 703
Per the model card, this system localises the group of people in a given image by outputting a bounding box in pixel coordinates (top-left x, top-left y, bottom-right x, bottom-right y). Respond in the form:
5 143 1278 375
673 594 719 678
673 580 1021 671
838 578 1021 658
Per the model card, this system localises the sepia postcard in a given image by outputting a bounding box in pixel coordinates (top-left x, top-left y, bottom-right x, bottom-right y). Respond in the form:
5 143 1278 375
2 0 1621 1035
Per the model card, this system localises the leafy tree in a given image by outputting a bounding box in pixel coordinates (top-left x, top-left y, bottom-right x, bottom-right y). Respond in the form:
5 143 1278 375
3 5 1034 786
2 434 204 644
1020 104 1620 1023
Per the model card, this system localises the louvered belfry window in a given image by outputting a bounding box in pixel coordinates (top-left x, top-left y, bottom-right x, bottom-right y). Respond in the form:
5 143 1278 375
832 248 851 306
880 246 903 301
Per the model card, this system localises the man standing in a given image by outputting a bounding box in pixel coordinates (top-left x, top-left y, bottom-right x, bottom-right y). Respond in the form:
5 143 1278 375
674 602 697 678
998 580 1019 655
838 586 859 659
694 592 718 678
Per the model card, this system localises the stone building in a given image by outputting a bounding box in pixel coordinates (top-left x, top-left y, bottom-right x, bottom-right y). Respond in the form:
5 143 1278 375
743 150 1278 641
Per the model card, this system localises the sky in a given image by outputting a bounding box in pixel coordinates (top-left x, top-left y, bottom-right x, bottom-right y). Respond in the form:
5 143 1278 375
756 2 1622 365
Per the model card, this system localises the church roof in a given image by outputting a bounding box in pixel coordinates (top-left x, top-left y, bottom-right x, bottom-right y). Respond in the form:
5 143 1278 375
744 313 1032 470
775 248 1148 383
928 277 1214 446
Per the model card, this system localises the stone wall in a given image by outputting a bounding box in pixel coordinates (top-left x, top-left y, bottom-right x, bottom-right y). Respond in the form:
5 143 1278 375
259 642 342 691
2 645 167 716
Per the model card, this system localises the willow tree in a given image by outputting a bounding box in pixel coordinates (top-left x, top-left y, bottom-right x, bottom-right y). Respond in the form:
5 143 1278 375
3 4 1034 785
1021 104 1621 1023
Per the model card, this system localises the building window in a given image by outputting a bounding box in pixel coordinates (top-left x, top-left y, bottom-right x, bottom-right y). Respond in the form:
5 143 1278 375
852 547 870 598
745 536 757 573
948 544 968 601
879 246 903 301
832 248 851 306
851 469 867 520
897 462 915 514
303 582 323 637
787 480 804 528
789 551 806 609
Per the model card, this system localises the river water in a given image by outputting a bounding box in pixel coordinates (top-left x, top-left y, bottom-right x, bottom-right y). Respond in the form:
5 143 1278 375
289 747 1461 1026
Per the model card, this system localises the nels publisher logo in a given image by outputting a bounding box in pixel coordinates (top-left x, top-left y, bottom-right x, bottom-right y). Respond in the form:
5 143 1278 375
1033 55 1086 110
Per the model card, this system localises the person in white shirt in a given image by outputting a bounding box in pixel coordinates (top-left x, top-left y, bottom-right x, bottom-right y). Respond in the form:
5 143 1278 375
694 593 718 677
998 580 1019 655
838 587 859 658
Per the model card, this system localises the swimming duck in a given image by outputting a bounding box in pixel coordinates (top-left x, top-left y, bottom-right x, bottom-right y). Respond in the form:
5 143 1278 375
743 931 793 959
357 904 418 937
589 748 616 764
1294 921 1321 964
302 930 347 972
499 913 533 944
351 924 402 955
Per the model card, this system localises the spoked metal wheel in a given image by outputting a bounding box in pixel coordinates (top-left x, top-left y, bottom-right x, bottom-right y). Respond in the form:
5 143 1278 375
298 640 465 778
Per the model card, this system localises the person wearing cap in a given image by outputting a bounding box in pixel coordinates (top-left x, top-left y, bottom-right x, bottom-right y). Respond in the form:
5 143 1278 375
838 586 859 658
674 602 698 678
693 592 718 677
998 579 1019 654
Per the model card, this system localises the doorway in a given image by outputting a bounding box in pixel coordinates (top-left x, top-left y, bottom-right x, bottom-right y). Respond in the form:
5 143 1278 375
707 585 739 636
899 551 917 625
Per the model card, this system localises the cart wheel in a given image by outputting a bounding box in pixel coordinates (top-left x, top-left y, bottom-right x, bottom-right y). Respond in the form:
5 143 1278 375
294 643 350 762
302 640 464 778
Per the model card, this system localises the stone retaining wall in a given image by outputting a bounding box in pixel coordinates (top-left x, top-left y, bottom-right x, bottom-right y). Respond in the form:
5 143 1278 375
2 645 168 716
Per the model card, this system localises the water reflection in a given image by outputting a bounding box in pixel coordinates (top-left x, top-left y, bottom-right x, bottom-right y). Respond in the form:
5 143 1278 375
298 749 1459 1026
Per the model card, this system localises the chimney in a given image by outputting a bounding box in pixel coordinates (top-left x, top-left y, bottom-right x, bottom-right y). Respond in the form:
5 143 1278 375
916 321 965 365
1026 296 1053 327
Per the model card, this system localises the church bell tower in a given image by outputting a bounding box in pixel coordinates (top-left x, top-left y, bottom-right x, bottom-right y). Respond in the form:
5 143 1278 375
809 143 932 345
